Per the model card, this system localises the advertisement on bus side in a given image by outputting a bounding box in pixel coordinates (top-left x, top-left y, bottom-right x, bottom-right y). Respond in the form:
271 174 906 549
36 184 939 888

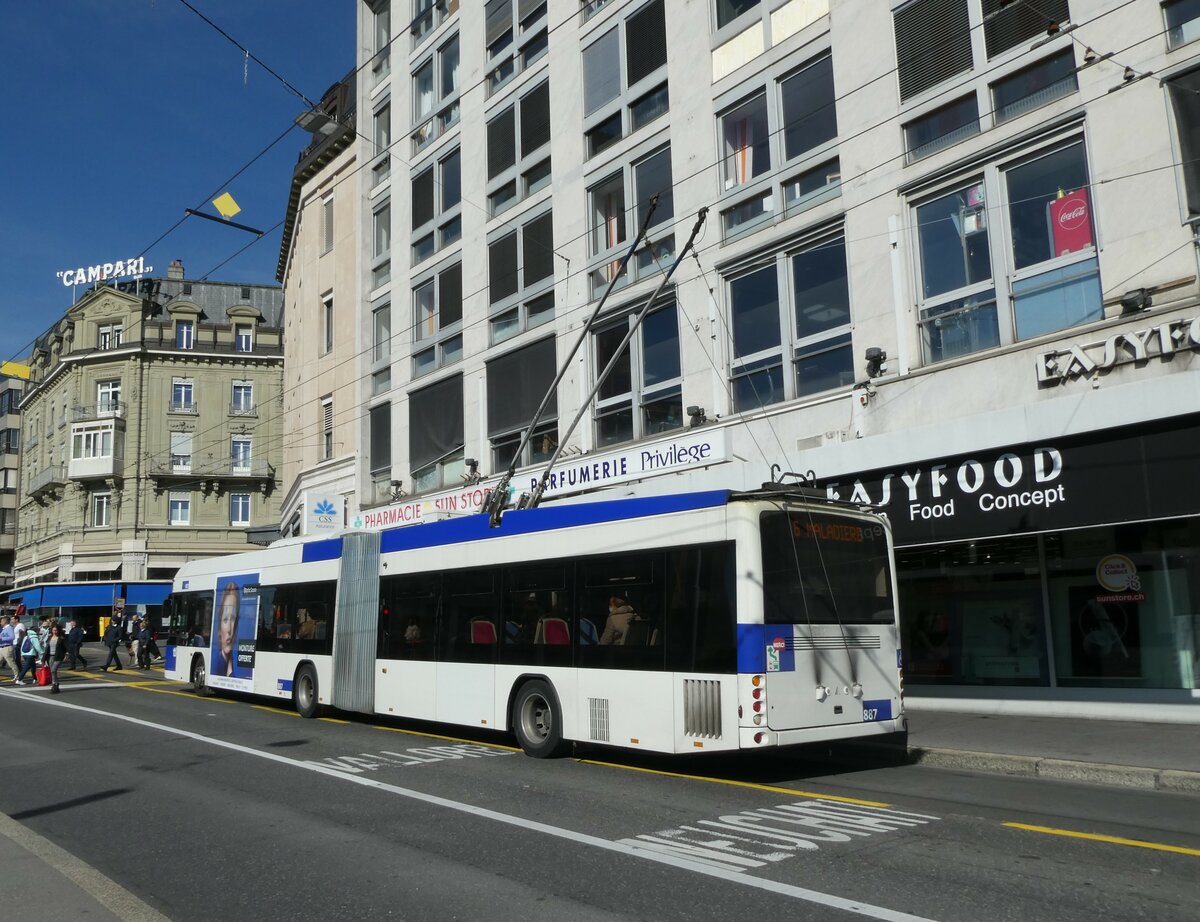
209 573 259 692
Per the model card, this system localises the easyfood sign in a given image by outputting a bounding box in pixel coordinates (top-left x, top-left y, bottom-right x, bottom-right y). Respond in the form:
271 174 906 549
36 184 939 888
1037 315 1200 385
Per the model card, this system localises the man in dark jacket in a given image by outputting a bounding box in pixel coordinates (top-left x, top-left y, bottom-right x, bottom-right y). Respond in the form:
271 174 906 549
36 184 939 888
66 620 87 671
137 620 152 669
101 619 123 671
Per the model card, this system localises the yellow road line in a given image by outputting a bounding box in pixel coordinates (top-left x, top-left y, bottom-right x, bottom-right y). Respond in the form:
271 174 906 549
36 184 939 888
372 723 521 752
128 682 236 703
319 717 351 725
1004 822 1200 857
576 759 890 807
252 704 299 717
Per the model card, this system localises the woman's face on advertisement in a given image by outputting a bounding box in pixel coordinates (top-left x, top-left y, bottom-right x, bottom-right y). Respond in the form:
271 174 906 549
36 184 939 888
219 586 238 656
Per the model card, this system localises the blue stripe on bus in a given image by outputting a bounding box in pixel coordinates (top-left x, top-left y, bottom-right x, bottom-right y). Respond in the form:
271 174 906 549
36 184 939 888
379 491 730 555
302 537 343 562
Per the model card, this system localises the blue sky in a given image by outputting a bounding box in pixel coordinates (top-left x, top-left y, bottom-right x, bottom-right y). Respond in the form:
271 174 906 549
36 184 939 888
0 1 356 361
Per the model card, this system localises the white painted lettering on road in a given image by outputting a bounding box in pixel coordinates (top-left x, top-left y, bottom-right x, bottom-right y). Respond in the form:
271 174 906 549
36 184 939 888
308 744 511 772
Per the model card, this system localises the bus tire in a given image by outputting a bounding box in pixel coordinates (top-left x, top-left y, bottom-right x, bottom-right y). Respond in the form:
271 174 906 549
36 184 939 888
191 655 211 696
294 664 320 719
512 679 569 758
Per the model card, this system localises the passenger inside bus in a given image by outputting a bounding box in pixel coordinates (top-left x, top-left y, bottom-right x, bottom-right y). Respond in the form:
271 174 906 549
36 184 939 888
599 596 640 645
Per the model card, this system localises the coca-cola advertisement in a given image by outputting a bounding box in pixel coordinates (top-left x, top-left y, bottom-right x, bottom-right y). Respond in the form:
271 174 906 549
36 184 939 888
1049 188 1093 257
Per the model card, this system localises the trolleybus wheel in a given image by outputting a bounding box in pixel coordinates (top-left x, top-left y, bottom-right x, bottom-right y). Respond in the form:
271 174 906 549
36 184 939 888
512 680 569 758
294 664 320 719
191 655 210 696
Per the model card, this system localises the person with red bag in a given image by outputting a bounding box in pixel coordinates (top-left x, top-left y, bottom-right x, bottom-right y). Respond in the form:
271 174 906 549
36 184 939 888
43 623 66 693
15 626 43 685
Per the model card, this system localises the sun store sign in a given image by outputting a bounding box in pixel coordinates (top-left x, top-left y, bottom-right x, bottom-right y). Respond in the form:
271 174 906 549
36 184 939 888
1037 315 1200 385
55 257 153 287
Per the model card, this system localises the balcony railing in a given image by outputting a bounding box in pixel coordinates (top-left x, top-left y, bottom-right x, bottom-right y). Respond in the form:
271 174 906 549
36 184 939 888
73 402 124 421
229 403 257 417
147 457 274 479
169 400 198 414
27 464 66 497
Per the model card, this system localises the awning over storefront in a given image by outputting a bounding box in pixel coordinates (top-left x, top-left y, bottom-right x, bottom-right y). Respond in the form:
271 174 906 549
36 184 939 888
125 584 171 605
41 584 122 607
11 588 43 609
71 559 122 574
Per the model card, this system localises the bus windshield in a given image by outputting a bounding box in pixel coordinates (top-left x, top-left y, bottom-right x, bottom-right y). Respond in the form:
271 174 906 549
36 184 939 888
761 510 894 625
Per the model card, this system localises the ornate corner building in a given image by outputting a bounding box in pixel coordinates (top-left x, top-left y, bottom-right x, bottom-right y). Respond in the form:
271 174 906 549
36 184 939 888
11 264 283 627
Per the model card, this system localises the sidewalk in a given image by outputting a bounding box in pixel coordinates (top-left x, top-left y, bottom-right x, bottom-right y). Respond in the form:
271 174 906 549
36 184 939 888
875 708 1200 794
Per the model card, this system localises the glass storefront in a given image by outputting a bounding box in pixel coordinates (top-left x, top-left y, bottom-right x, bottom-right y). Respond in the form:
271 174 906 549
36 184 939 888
898 516 1200 690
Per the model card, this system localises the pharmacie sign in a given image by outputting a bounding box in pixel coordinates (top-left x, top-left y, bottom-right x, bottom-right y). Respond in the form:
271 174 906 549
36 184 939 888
816 414 1200 545
55 257 152 287
1037 314 1200 385
352 429 730 531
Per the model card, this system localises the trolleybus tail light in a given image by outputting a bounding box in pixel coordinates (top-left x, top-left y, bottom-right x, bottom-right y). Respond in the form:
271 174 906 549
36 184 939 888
752 687 762 699
754 732 766 744
751 674 762 687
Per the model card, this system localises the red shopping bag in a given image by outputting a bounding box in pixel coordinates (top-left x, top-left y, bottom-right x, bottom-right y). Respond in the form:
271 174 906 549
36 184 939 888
35 665 51 687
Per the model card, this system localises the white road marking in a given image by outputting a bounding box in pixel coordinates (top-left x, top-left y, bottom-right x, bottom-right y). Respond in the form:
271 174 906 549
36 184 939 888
0 689 940 922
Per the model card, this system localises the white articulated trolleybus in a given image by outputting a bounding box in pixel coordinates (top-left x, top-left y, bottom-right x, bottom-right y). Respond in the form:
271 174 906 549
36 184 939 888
164 486 906 757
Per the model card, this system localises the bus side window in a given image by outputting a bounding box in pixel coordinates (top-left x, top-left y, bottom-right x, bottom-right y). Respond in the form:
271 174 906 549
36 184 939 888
577 551 664 672
440 568 498 664
379 573 438 661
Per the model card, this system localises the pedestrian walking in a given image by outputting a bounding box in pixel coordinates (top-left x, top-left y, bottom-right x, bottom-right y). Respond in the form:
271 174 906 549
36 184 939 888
66 620 87 670
137 619 152 669
0 615 18 682
101 619 123 671
44 624 66 693
15 627 44 685
128 617 142 669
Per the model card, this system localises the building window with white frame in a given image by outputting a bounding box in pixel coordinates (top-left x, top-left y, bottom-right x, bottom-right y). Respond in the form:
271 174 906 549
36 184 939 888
322 196 334 254
170 378 194 413
372 204 392 289
231 380 254 415
235 324 253 353
484 0 547 95
409 373 464 492
373 304 391 363
97 380 121 416
727 232 855 413
371 0 391 83
718 51 840 239
72 424 114 460
169 491 191 526
714 0 759 29
413 261 463 377
1166 68 1200 218
582 0 667 158
587 144 674 297
1166 0 1200 49
488 211 555 341
411 147 461 263
593 300 683 447
170 432 192 472
374 100 391 155
411 34 460 152
486 80 550 215
412 0 458 46
322 294 334 354
90 491 111 528
321 398 334 461
486 336 557 471
231 437 252 473
913 138 1101 363
97 322 123 350
230 492 252 527
175 320 194 350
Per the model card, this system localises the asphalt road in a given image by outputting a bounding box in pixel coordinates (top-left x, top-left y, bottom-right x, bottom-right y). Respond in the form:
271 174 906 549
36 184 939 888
1 670 1197 922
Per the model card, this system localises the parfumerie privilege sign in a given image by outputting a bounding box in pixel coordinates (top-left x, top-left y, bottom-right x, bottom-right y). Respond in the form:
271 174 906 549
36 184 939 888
816 415 1200 545
56 257 152 287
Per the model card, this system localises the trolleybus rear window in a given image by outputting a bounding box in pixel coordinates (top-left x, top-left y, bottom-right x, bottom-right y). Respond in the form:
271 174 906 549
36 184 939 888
761 511 894 625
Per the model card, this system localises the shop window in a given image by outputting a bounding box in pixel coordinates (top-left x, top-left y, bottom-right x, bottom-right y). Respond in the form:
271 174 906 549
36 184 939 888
486 336 557 471
593 301 683 447
1166 0 1200 49
409 373 464 492
485 0 547 95
413 261 462 377
718 53 840 239
411 147 461 262
913 138 1100 363
586 144 675 297
727 233 853 413
582 0 668 158
411 34 460 152
486 80 551 214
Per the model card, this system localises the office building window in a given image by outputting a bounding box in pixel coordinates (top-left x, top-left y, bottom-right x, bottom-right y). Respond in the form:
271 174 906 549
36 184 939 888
982 0 1071 59
90 491 111 528
374 101 391 154
488 211 555 341
322 196 334 254
487 336 557 471
484 0 547 95
413 262 463 377
373 304 392 363
582 0 668 157
412 0 458 45
170 378 194 412
486 79 551 215
322 398 334 461
913 138 1100 363
715 0 759 29
371 1 391 83
372 204 391 288
904 95 981 162
587 144 675 297
412 147 462 263
230 492 252 526
991 49 1078 124
1166 68 1200 218
593 301 682 447
412 34 460 152
169 492 191 526
369 402 392 474
409 373 464 492
323 295 334 354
